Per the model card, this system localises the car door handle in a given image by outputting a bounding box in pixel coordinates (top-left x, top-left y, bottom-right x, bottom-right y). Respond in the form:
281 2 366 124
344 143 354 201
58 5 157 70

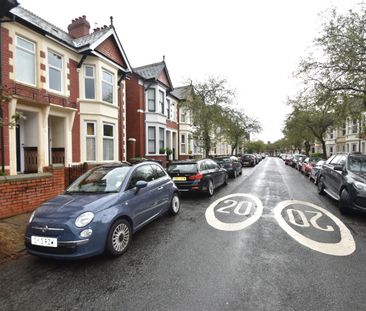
157 186 164 190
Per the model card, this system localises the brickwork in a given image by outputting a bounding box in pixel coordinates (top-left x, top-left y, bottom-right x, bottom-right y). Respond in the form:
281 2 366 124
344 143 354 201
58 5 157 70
0 165 65 219
95 35 127 69
1 26 12 169
126 75 145 157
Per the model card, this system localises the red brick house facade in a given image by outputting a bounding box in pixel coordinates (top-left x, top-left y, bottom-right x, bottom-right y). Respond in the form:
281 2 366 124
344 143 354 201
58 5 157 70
0 5 131 216
126 61 180 166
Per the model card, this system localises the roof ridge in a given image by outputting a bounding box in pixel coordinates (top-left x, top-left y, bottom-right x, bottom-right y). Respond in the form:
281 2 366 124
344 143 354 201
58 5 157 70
16 6 69 37
72 26 111 44
133 61 165 71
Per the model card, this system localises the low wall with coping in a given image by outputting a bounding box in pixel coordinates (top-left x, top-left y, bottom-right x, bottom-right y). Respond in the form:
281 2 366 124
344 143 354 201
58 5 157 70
0 164 65 219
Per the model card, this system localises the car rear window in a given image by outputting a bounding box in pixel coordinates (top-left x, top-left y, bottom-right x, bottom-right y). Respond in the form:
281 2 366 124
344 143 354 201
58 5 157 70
168 163 198 173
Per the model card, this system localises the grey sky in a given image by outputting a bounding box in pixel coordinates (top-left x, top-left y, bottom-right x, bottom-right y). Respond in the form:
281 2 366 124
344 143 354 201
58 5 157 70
19 0 362 143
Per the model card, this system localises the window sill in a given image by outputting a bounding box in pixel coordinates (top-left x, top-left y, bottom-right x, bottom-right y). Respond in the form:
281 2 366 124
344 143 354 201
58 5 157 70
15 80 38 89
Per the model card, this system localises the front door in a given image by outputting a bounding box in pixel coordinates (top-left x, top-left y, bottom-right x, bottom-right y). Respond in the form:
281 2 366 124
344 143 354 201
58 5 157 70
16 120 25 173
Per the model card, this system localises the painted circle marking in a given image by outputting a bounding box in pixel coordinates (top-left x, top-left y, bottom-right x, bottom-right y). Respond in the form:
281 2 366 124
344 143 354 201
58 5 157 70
205 193 263 231
274 200 356 256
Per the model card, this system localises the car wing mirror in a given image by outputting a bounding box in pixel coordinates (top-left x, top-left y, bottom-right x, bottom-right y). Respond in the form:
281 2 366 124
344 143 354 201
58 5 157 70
134 180 148 194
333 164 344 171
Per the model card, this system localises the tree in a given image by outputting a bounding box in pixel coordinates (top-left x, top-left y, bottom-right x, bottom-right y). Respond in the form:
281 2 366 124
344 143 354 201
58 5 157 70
0 84 22 128
245 140 266 153
220 108 261 155
298 5 366 102
284 89 338 159
181 77 235 157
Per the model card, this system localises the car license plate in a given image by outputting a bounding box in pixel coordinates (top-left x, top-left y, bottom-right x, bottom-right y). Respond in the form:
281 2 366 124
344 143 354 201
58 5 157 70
31 236 58 248
173 176 186 181
244 162 249 164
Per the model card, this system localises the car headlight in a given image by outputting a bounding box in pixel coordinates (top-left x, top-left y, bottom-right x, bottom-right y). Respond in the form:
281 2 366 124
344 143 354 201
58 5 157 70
29 211 35 223
353 181 366 192
75 212 94 228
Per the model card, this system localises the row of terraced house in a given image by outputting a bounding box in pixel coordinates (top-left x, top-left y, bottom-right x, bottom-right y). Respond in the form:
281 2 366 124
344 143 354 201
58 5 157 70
0 4 233 218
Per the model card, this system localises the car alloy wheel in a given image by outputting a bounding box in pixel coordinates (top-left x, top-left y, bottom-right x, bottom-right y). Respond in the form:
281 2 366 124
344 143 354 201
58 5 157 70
207 180 214 196
339 189 351 215
224 173 228 186
169 193 180 216
106 219 131 257
317 176 325 195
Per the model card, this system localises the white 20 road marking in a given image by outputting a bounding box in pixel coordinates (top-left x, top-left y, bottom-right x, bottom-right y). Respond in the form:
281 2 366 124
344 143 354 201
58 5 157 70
205 193 263 231
274 200 356 256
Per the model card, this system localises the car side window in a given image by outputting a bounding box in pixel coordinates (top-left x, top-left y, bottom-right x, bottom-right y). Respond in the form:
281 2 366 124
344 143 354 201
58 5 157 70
200 162 208 171
208 160 219 169
330 155 344 165
128 165 154 189
151 164 166 179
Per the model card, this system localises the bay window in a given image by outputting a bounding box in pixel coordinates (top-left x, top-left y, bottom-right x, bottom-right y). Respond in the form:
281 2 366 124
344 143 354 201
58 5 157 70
148 89 155 112
84 65 95 99
86 122 96 161
159 128 165 151
148 127 156 154
102 69 114 103
103 124 114 160
159 90 164 114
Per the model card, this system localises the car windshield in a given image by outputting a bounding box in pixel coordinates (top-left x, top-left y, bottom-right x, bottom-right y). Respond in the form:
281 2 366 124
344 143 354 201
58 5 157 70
168 163 198 173
66 166 131 193
348 156 366 173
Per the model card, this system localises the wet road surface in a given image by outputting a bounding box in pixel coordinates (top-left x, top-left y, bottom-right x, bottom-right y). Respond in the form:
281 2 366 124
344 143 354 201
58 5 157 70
1 157 366 310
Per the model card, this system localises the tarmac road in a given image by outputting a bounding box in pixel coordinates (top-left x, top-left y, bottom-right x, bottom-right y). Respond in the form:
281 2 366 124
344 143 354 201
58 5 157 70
1 157 366 311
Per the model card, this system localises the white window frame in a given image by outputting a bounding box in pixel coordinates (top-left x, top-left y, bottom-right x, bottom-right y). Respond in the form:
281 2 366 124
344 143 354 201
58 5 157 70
15 36 36 86
166 99 171 119
159 90 165 114
103 123 115 161
148 126 156 154
85 121 96 162
47 50 63 93
147 89 156 112
352 143 358 152
159 127 165 151
352 119 358 134
181 134 186 154
84 65 95 99
101 69 114 104
180 108 187 123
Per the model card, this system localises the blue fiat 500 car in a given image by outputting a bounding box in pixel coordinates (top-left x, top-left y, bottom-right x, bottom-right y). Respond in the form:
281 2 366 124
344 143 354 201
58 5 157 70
25 162 180 259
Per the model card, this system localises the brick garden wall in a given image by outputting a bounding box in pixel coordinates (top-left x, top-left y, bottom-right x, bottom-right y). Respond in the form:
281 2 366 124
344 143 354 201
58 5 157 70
0 165 65 219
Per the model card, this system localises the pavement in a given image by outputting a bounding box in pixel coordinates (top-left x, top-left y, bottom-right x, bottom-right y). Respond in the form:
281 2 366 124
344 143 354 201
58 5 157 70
0 212 30 264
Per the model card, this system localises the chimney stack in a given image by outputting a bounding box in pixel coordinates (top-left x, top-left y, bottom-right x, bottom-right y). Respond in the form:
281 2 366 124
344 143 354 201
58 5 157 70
68 15 90 39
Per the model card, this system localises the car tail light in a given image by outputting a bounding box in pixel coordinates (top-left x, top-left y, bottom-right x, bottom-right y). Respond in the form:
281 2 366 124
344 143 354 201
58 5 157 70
189 173 203 180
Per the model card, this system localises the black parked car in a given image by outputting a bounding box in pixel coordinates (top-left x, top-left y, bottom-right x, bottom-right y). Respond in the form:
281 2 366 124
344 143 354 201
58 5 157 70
318 153 366 214
167 159 228 196
214 156 242 178
241 154 256 167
